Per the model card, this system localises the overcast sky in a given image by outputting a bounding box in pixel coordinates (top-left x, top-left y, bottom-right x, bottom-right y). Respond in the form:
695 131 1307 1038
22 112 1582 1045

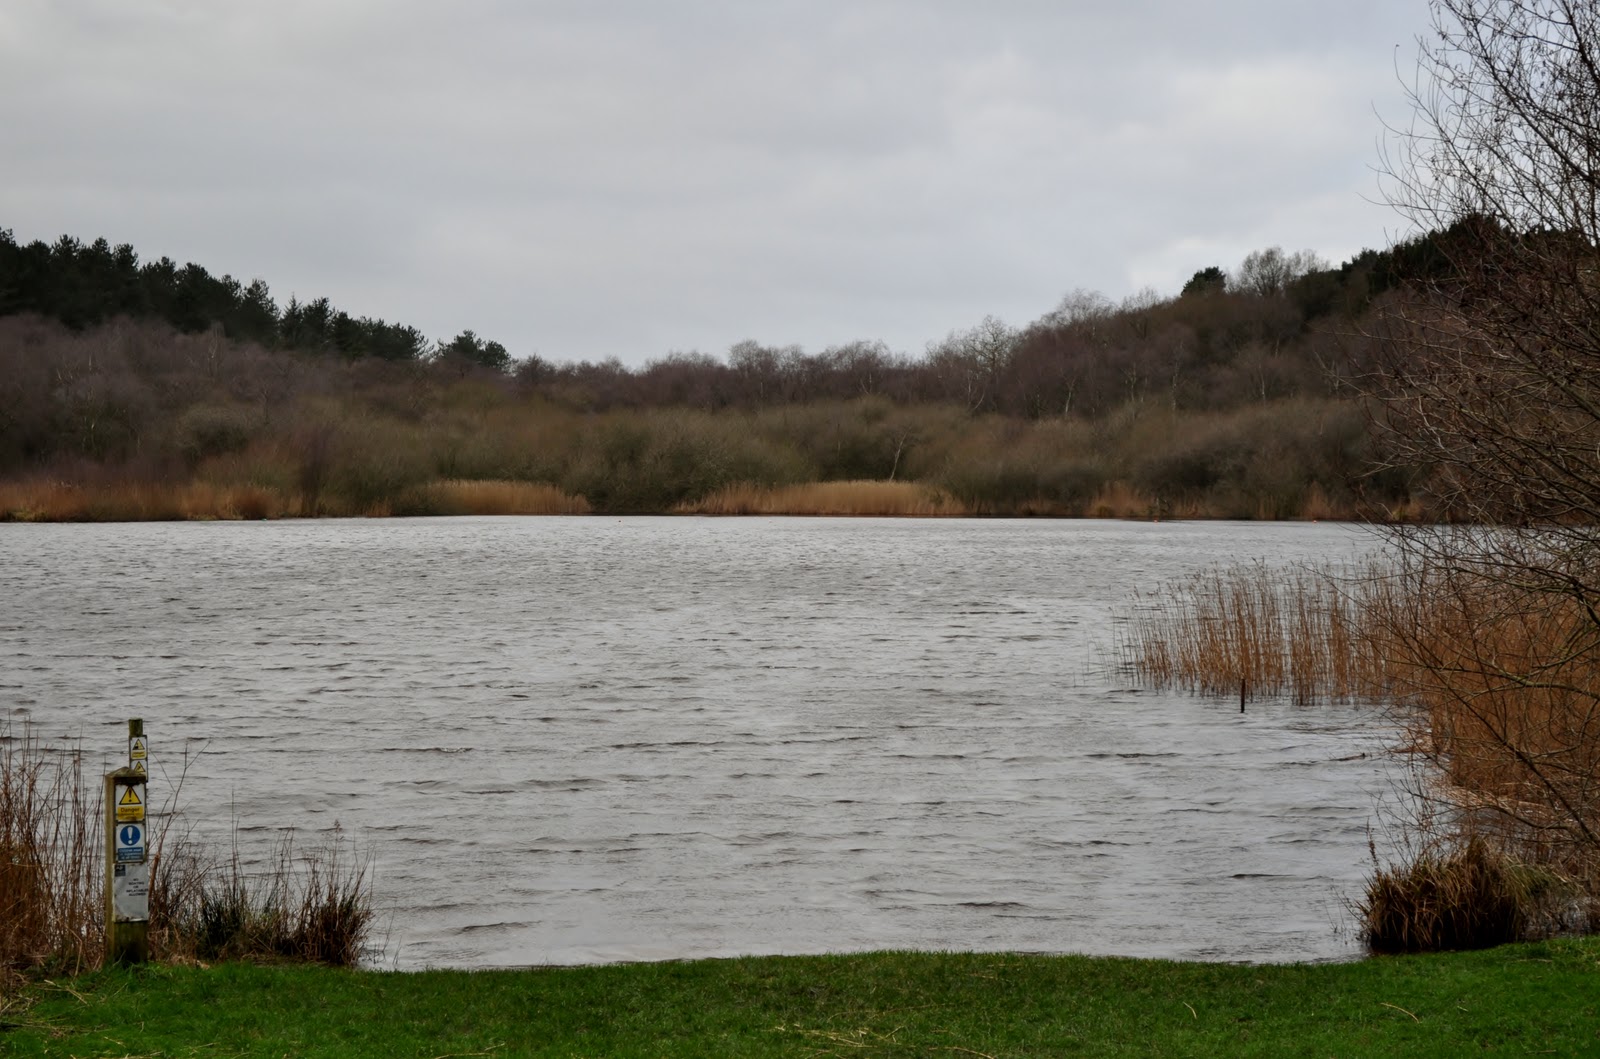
2 1 1434 365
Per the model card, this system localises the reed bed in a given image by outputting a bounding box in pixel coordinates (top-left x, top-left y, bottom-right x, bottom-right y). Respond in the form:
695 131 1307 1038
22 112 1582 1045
678 479 971 516
1122 554 1600 948
0 477 593 521
1119 560 1394 705
0 480 288 521
1379 566 1600 895
408 478 591 516
1086 482 1161 519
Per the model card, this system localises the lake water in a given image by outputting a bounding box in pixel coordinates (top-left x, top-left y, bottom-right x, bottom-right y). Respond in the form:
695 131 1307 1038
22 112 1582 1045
1 516 1397 967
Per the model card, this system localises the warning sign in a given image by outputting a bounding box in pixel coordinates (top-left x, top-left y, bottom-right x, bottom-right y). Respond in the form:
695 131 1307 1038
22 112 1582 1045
129 735 148 761
115 783 144 823
131 759 146 775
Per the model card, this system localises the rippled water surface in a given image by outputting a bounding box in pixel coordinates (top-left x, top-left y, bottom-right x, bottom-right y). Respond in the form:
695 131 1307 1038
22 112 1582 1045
1 517 1397 966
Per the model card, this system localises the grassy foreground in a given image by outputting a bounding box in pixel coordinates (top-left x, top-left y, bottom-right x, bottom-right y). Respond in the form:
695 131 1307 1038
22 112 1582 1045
5 942 1598 1058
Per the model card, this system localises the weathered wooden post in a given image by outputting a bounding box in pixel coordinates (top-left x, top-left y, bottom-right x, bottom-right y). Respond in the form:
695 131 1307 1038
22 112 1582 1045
105 719 150 964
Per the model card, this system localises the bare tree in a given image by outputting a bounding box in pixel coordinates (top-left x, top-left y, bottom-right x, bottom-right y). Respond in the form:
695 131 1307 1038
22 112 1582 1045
1233 247 1326 297
1371 0 1600 893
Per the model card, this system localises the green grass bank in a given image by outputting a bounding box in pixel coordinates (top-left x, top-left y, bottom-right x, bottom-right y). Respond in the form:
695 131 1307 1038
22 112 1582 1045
6 942 1598 1057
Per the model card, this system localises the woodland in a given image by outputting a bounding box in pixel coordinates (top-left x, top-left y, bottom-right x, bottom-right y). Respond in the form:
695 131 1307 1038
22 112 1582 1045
0 226 1446 520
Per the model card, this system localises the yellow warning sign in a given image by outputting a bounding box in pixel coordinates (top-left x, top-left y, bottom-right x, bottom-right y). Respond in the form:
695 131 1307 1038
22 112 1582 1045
115 784 144 823
131 759 147 775
129 735 148 761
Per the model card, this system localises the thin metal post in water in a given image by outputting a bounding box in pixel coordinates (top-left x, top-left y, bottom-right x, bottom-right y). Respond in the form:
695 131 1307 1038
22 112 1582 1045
105 718 150 965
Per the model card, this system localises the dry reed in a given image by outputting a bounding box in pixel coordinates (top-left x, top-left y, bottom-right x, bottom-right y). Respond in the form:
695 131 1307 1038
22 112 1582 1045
0 729 101 993
0 480 289 522
1119 561 1394 705
412 479 591 516
1123 554 1600 947
1087 482 1159 519
1359 837 1577 953
678 479 970 516
1375 564 1600 892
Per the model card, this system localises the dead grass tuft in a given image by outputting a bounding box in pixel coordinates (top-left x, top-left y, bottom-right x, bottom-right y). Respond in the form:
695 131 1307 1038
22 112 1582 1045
160 828 375 967
1360 837 1580 953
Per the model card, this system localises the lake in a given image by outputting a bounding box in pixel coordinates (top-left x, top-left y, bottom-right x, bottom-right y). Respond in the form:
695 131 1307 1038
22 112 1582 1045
1 516 1396 967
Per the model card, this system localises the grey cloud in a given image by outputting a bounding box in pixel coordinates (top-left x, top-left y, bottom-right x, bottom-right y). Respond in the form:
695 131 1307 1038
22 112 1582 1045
2 1 1434 362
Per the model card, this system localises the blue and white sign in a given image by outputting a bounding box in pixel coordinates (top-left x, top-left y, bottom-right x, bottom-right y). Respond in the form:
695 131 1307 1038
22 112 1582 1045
114 821 145 864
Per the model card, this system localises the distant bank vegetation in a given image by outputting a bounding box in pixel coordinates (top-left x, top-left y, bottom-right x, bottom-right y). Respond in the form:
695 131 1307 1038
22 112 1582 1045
0 226 1453 520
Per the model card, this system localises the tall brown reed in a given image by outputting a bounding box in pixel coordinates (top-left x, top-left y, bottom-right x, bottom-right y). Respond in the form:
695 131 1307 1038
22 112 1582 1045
0 480 289 522
1373 560 1600 893
678 479 970 516
1119 561 1394 705
1122 555 1600 947
410 479 591 516
0 729 102 992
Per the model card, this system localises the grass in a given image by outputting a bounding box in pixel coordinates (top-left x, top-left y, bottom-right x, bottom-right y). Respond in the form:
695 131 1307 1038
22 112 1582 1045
158 829 376 968
4 941 1599 1057
678 479 970 516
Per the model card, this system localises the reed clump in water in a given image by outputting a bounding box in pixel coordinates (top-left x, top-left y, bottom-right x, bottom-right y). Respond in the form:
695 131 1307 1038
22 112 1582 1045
678 479 970 516
1120 560 1396 705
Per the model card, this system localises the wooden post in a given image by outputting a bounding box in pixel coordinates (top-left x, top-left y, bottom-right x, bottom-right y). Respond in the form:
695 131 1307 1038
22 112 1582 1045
105 719 149 965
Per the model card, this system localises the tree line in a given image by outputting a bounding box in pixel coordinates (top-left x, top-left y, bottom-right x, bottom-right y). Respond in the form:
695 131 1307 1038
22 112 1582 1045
0 217 1480 519
0 229 511 370
2 221 1463 421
